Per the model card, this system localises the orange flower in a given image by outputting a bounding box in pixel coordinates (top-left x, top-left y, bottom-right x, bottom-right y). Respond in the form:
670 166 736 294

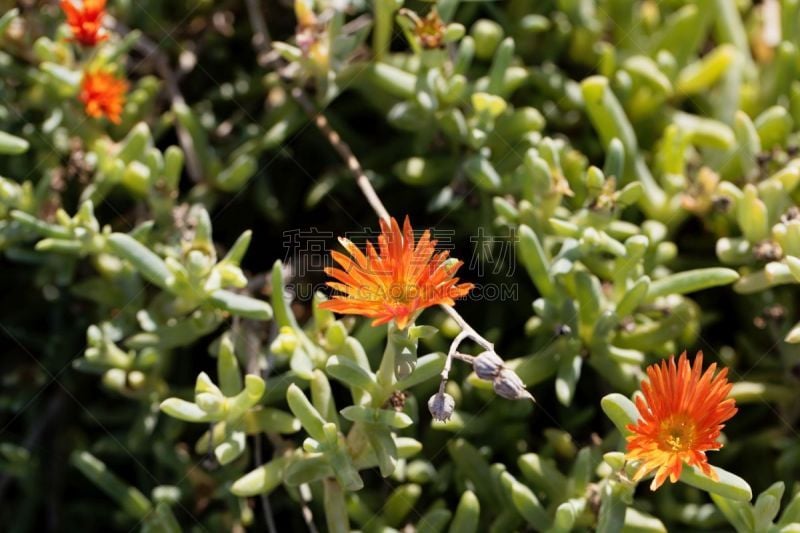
80 70 127 124
61 0 109 46
625 352 737 490
320 216 473 329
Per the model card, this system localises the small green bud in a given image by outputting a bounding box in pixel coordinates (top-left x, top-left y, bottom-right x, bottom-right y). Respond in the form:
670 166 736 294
151 485 181 504
443 22 465 43
195 372 221 395
470 19 503 60
325 321 348 351
196 392 224 415
102 368 127 391
471 92 507 118
585 166 605 190
271 326 299 355
127 370 146 390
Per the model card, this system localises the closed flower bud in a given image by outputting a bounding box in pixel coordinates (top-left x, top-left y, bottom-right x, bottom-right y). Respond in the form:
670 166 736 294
493 368 534 401
102 368 127 391
428 392 455 421
473 350 504 380
471 19 503 60
196 392 225 415
270 326 298 355
127 370 146 390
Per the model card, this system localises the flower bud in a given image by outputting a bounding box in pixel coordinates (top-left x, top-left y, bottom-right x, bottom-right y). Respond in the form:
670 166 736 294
493 368 534 401
473 350 504 380
196 392 225 415
428 392 455 421
471 19 503 60
102 368 127 391
270 326 298 356
444 23 465 44
127 370 146 390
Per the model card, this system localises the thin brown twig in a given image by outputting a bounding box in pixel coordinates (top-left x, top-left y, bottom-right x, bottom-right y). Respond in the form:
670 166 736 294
110 20 204 183
288 86 391 221
243 0 497 352
244 0 274 59
243 0 390 222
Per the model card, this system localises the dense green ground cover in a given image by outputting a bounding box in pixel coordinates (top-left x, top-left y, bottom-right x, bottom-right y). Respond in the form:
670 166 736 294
2 1 800 531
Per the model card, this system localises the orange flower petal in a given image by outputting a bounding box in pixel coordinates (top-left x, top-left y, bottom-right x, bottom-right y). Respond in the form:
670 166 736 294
319 217 472 329
624 351 737 490
61 0 109 46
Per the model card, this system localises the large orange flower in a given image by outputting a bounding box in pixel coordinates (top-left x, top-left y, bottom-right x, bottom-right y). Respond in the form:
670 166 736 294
61 0 109 46
80 70 127 124
320 217 473 329
625 352 737 490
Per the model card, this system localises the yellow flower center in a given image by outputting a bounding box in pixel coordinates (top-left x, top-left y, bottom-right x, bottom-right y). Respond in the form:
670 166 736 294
385 283 419 304
658 413 697 452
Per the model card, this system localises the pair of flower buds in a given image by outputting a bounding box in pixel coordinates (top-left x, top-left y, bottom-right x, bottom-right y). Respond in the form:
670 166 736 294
428 351 532 421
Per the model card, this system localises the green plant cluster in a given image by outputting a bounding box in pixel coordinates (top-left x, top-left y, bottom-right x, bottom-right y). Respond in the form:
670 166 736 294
2 1 800 532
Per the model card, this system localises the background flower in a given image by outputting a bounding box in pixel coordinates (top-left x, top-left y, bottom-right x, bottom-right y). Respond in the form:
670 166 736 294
79 70 127 123
61 0 108 46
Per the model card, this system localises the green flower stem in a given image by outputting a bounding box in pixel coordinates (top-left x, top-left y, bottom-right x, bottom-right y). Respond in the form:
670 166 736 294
376 322 404 396
346 322 415 471
323 478 350 533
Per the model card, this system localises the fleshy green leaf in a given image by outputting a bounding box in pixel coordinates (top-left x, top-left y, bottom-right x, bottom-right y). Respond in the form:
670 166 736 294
600 393 639 436
70 451 152 519
209 290 273 320
682 466 752 502
107 233 171 290
231 457 287 496
0 131 29 155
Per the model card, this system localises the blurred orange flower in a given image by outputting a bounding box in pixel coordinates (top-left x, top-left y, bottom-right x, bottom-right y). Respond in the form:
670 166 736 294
80 70 127 124
320 216 473 329
61 0 109 46
625 351 737 490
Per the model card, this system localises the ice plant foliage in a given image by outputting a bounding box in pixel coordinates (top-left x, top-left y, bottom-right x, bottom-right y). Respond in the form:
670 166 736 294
625 352 737 490
79 70 127 123
60 0 109 46
11 0 800 530
320 216 473 329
